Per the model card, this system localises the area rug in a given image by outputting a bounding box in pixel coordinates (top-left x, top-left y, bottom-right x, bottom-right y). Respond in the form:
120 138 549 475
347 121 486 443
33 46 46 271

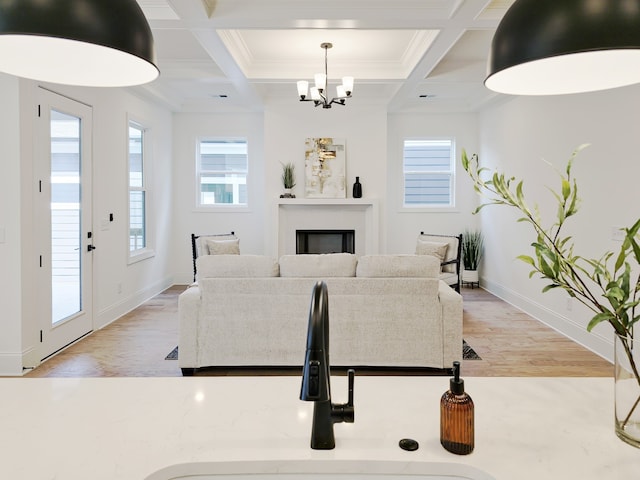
165 346 179 360
166 341 481 361
462 339 481 360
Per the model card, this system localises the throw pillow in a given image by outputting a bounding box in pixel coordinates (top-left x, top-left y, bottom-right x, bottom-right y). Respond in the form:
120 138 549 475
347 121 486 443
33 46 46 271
415 240 448 264
206 238 240 255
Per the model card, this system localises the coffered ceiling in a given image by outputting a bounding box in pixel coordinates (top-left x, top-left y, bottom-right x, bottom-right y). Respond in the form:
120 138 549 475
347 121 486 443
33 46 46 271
133 0 516 113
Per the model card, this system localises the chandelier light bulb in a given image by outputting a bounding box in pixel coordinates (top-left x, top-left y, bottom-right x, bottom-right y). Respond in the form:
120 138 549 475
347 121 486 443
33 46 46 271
336 85 347 98
342 76 354 95
314 73 327 91
297 80 309 99
310 87 321 101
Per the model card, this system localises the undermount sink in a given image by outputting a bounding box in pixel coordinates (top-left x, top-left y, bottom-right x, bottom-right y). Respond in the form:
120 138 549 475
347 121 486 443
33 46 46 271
145 460 495 480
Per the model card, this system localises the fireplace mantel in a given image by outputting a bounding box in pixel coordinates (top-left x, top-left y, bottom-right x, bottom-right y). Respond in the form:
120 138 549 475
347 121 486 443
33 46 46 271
276 198 377 207
273 198 379 257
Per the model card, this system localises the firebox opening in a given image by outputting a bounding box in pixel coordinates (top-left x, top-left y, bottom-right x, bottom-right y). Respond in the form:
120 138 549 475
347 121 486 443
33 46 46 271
296 229 355 254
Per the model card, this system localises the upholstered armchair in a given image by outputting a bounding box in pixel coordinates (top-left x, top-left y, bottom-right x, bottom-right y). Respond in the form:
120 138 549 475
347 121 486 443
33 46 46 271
416 232 462 292
190 232 237 281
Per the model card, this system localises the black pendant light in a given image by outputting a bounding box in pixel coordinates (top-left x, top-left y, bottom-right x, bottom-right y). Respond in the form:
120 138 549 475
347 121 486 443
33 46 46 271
0 0 158 87
485 0 640 95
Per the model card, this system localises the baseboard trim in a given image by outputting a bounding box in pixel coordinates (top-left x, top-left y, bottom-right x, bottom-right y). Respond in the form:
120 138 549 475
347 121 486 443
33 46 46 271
480 277 613 363
95 276 174 330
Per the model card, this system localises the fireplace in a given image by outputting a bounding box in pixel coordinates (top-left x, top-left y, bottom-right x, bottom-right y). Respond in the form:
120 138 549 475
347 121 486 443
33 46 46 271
276 199 378 256
296 229 355 254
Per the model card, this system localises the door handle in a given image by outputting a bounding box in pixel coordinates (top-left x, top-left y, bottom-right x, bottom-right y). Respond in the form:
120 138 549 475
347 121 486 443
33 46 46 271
87 245 96 252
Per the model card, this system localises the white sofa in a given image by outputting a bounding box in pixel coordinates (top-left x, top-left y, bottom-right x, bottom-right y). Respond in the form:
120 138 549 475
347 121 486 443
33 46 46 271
178 253 463 375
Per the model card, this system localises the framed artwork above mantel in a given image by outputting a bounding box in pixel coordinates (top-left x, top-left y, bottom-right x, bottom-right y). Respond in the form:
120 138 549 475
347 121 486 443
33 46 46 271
304 137 346 198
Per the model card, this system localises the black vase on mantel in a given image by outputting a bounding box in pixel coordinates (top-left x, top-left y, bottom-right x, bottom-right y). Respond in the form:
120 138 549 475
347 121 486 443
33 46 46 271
352 176 363 198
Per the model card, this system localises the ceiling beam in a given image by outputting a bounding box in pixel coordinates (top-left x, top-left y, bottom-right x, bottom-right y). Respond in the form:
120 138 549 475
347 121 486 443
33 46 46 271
387 0 497 112
191 28 265 110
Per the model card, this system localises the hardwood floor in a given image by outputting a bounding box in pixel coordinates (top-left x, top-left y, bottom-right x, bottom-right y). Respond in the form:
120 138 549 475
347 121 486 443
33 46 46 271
24 285 613 378
460 287 612 377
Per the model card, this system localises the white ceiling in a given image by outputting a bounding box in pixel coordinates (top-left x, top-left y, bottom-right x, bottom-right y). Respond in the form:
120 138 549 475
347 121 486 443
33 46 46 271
133 0 516 113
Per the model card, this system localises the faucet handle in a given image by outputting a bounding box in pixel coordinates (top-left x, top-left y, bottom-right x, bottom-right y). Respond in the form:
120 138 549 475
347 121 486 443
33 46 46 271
340 368 355 424
347 368 355 407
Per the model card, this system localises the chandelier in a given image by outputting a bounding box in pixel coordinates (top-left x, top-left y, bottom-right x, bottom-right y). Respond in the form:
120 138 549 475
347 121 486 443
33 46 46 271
297 43 354 109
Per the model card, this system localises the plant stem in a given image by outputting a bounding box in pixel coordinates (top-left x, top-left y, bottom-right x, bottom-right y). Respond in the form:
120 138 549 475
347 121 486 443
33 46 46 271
619 334 640 428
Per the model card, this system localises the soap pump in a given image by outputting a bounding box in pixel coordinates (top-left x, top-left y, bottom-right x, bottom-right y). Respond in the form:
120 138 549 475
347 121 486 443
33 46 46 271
440 361 474 455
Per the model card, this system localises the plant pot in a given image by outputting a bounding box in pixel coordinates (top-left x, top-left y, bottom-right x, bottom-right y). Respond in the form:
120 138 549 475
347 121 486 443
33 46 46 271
281 188 295 199
462 269 479 284
615 332 640 448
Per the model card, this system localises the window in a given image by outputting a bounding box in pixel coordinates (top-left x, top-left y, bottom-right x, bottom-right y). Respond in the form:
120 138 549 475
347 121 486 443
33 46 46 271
402 139 455 207
128 121 150 259
197 139 248 207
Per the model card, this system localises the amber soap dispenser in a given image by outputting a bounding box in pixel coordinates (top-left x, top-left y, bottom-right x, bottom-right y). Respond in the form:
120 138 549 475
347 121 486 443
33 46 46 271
440 361 474 455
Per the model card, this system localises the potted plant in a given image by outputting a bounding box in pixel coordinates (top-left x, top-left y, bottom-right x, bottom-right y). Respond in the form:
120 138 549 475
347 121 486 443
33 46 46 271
280 162 296 198
462 145 640 448
462 229 483 284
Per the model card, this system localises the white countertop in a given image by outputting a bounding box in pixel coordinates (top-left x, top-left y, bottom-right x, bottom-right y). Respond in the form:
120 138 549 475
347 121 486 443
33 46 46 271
0 376 637 479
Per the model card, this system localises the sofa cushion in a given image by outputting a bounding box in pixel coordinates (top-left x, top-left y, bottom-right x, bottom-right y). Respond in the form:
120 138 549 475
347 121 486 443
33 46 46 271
196 254 279 279
206 237 240 255
279 253 357 277
356 254 440 278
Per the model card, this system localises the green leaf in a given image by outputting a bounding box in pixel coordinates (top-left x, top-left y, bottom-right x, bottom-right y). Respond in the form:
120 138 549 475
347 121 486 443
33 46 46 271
542 284 560 293
566 180 579 217
587 312 613 332
561 178 571 201
461 149 469 170
630 235 640 264
614 246 626 272
517 255 536 266
538 256 555 279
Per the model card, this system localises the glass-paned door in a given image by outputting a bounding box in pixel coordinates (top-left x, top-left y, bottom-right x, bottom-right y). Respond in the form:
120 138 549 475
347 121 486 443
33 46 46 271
51 109 82 322
37 89 93 360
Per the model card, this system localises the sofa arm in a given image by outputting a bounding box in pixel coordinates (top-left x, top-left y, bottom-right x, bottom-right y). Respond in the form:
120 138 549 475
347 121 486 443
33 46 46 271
438 280 463 366
178 284 201 369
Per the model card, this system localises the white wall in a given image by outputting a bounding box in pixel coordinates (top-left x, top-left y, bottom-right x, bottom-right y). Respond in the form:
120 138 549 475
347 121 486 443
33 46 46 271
171 104 482 281
88 87 174 329
171 112 265 283
0 79 174 375
386 113 480 253
264 103 388 255
0 75 23 374
171 103 388 282
478 84 640 361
